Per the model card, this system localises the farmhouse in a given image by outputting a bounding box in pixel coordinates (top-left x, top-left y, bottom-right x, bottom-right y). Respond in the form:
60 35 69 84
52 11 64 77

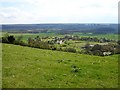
103 52 112 56
56 40 64 44
89 45 94 47
81 44 94 49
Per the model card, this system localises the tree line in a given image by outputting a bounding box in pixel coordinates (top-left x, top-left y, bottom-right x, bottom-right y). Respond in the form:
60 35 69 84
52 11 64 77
63 35 116 43
82 43 120 56
1 33 120 56
1 34 77 53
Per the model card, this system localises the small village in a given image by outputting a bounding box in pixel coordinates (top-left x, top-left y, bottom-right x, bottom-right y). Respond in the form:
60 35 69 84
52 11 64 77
2 34 120 56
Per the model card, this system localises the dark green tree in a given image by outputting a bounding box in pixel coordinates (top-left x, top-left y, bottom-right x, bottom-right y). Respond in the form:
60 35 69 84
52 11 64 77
7 36 15 43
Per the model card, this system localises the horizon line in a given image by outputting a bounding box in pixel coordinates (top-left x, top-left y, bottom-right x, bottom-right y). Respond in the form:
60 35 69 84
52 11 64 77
1 22 118 25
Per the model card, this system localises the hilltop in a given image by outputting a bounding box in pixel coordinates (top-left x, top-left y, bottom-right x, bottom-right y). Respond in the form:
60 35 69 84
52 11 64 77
2 24 118 34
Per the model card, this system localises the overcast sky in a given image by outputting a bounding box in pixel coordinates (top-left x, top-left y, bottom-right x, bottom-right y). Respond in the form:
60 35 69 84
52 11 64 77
0 0 119 24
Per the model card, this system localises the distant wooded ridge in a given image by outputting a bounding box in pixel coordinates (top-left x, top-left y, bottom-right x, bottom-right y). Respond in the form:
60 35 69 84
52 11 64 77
2 24 118 34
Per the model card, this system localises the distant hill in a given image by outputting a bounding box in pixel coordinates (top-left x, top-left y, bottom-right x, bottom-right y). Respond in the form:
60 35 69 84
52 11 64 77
2 24 118 34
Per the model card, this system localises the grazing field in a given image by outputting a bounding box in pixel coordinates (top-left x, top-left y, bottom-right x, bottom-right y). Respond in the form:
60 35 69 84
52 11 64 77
2 43 118 88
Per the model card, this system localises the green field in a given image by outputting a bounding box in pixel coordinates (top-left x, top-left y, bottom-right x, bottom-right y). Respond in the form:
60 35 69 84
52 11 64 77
72 33 119 40
2 33 119 42
2 43 118 88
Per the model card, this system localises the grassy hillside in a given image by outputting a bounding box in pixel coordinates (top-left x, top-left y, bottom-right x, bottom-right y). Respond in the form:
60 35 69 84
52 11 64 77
2 44 118 88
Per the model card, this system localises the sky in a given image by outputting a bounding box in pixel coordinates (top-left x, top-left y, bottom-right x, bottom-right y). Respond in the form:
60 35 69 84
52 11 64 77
0 0 119 24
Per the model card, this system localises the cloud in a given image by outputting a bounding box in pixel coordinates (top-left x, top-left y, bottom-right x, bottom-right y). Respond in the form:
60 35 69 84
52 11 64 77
0 7 33 23
24 0 119 8
0 0 119 24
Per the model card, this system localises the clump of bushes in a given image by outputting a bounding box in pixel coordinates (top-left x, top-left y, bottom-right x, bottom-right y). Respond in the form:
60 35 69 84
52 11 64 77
2 34 27 46
50 46 57 50
82 43 118 56
28 36 56 50
56 47 63 51
61 44 67 47
2 33 9 43
2 34 15 44
114 45 120 54
71 65 81 73
14 35 27 46
8 36 15 43
92 50 103 56
64 47 76 53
